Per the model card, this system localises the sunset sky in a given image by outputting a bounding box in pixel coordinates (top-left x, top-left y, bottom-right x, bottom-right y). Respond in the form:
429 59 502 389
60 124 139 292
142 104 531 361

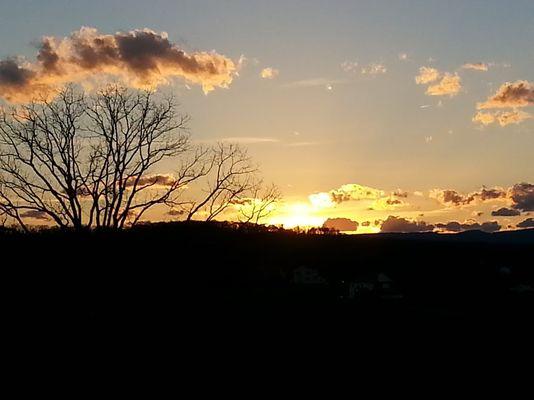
1 0 533 232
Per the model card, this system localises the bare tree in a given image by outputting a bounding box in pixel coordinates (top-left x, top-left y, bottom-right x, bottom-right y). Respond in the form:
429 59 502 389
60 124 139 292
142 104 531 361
183 142 259 221
237 182 281 224
0 88 87 230
0 85 199 230
83 85 194 228
0 85 281 230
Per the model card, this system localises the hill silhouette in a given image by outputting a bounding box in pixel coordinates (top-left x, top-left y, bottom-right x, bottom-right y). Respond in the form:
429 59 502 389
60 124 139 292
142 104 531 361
3 221 533 335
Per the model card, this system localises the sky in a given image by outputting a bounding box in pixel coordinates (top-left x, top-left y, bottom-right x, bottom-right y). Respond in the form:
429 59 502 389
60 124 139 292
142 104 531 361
0 0 533 232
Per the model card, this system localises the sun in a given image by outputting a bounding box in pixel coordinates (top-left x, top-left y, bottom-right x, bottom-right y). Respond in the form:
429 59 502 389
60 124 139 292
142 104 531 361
268 202 325 229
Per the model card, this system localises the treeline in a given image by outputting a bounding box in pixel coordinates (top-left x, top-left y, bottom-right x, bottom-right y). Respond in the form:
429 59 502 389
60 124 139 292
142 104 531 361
2 220 533 329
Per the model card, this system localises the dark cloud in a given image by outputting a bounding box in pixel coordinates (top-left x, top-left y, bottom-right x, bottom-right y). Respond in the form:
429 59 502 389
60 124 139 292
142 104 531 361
20 210 49 220
392 189 408 198
431 186 507 207
37 38 60 72
478 80 534 109
167 209 185 216
323 217 359 232
0 59 34 87
435 220 501 233
491 207 521 217
435 221 463 232
510 183 534 212
125 174 177 188
517 218 534 228
0 27 237 102
380 216 434 233
361 221 371 227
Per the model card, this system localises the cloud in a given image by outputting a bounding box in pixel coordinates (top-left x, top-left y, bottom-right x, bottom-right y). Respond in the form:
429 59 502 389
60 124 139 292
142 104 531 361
260 67 279 79
330 184 384 203
392 189 408 198
430 187 507 207
472 111 496 126
340 61 358 73
20 210 50 220
491 207 521 217
473 110 532 127
430 183 534 212
342 61 386 75
218 137 279 144
284 78 346 88
0 27 238 102
415 67 440 84
322 217 359 232
496 110 532 126
426 73 461 96
125 174 177 188
517 218 534 228
167 208 186 216
509 183 534 211
462 62 488 72
416 67 461 96
435 220 501 233
477 80 534 109
370 196 408 211
380 216 434 233
285 141 319 147
309 184 384 209
361 63 387 75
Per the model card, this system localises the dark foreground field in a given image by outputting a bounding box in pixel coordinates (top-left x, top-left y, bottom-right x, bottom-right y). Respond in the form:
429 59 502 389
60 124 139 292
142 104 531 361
3 221 534 337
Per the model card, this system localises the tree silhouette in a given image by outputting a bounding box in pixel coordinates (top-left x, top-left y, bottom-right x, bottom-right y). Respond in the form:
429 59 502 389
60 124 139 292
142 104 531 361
237 182 281 224
183 142 259 221
0 85 280 230
0 85 199 230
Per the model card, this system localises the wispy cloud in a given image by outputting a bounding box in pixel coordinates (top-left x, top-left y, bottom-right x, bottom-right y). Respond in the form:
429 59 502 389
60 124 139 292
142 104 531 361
461 62 489 71
283 77 348 89
360 62 387 75
260 67 279 79
285 141 320 147
218 137 280 144
340 61 358 73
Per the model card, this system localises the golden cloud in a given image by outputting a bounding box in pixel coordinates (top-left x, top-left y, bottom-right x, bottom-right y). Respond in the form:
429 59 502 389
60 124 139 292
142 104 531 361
308 183 384 210
472 111 496 126
260 67 279 79
415 66 440 85
473 110 532 127
0 27 238 102
426 73 461 96
477 80 534 109
462 62 488 72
